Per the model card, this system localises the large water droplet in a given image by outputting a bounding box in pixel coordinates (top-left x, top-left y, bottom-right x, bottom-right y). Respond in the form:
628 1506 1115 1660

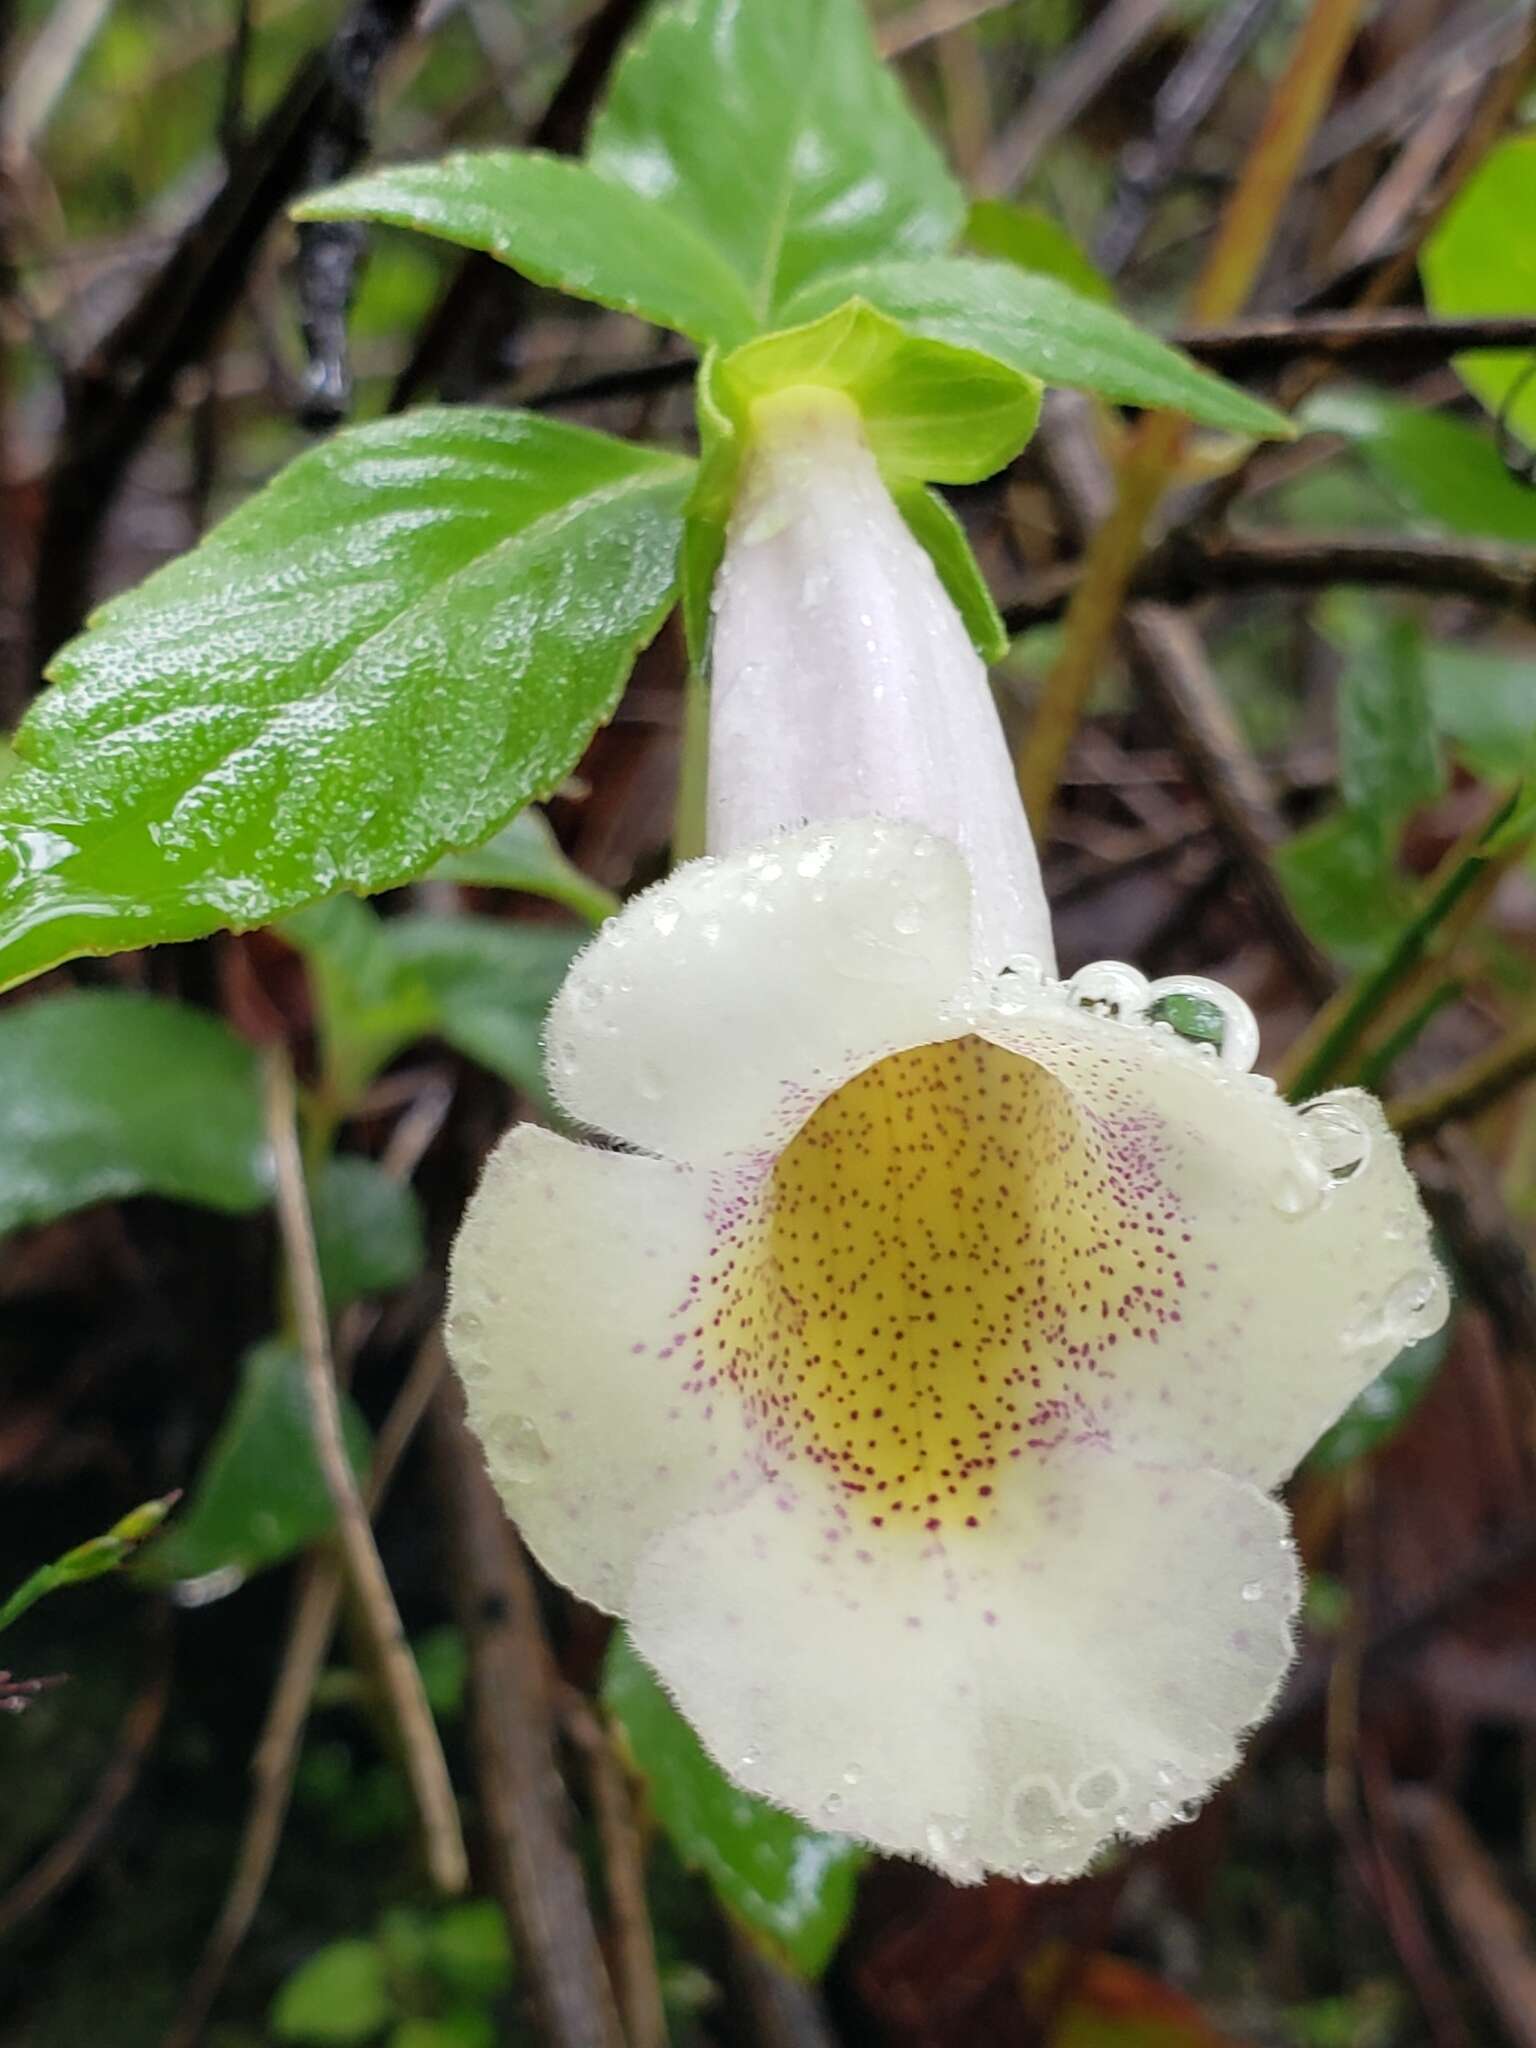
1300 1097 1372 1182
1145 975 1261 1071
1346 1267 1448 1349
1067 960 1149 1020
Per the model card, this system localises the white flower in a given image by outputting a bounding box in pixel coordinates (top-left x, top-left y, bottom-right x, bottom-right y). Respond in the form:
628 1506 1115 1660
447 387 1446 1883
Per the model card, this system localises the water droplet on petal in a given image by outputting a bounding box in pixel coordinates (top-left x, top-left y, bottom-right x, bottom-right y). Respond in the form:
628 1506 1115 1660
1174 1798 1202 1824
635 1062 664 1103
1145 974 1261 1071
1241 1580 1264 1603
1067 960 1149 1021
1019 1861 1047 1886
821 1792 844 1819
841 1763 863 1786
1300 1097 1372 1181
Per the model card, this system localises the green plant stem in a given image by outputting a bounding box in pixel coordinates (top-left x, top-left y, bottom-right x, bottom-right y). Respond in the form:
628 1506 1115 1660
1354 980 1464 1094
674 661 711 862
1282 795 1523 1102
1019 0 1367 828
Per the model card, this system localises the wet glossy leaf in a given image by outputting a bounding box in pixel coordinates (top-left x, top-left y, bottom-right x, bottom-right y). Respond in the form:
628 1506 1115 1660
781 257 1294 438
1422 134 1536 447
311 1156 426 1313
298 152 759 348
966 198 1114 303
1302 387 1536 544
139 1341 371 1587
0 992 269 1234
603 1630 864 1978
271 1938 393 2045
431 809 617 923
588 0 965 320
3 410 688 991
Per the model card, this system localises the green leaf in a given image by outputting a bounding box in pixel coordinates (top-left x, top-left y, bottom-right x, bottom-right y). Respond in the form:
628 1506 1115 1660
1306 1319 1453 1472
588 0 965 320
1286 785 1536 1100
1331 612 1443 828
297 153 759 350
893 483 1008 664
271 1938 394 2046
697 300 1042 495
285 896 581 1112
966 198 1113 303
1422 134 1536 447
1274 811 1414 973
1423 639 1536 782
1302 387 1536 544
431 808 617 923
0 992 268 1234
387 915 584 1108
310 1156 425 1313
603 1631 864 1978
390 2019 495 2048
4 410 689 992
781 257 1294 438
0 1494 178 1636
139 1340 371 1586
284 894 438 1110
426 1900 513 2002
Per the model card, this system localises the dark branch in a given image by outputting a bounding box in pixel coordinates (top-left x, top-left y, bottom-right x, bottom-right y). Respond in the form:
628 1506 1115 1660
1002 527 1536 632
28 0 422 674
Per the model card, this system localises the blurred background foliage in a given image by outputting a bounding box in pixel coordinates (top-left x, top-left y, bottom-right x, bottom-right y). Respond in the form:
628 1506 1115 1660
4 1 1536 2045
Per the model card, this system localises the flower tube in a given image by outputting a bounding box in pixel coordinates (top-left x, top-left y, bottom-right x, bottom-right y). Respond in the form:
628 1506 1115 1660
448 386 1446 1882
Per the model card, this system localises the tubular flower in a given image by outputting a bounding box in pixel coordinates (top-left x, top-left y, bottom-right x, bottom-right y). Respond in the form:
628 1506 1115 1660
448 387 1446 1883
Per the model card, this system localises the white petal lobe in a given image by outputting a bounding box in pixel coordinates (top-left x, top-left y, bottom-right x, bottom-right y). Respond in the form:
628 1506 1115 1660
447 1125 754 1613
626 1448 1298 1881
546 819 973 1165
